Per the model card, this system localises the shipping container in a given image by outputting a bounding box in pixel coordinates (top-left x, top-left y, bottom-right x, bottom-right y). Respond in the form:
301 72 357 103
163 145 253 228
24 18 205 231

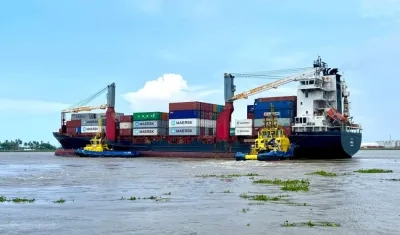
169 118 199 128
253 118 292 127
71 113 96 120
119 122 133 129
253 108 295 119
235 119 253 128
169 102 201 111
119 115 133 122
254 100 295 110
76 127 81 133
247 113 254 119
66 127 76 134
81 126 106 133
81 118 106 126
212 113 217 120
96 112 124 119
217 105 224 113
169 127 200 136
133 120 166 128
133 128 167 136
256 96 297 103
235 127 253 136
66 120 81 128
200 102 213 112
162 112 168 120
230 128 235 136
212 104 217 113
133 112 166 121
247 105 255 113
119 129 132 136
168 110 201 119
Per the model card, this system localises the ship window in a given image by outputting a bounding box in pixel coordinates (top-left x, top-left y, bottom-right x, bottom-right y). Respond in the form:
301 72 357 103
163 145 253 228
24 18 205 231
306 111 308 114
309 80 314 84
300 102 303 105
305 92 308 98
301 81 305 85
302 117 306 123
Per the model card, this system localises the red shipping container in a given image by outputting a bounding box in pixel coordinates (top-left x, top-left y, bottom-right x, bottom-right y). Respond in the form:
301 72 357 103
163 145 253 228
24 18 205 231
66 127 76 134
247 113 254 119
257 96 297 102
66 120 81 128
162 112 168 120
119 129 132 136
119 115 133 122
169 102 201 111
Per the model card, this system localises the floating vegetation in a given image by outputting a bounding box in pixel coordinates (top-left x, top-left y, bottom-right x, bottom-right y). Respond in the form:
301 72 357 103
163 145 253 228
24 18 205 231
241 208 250 213
0 196 35 203
306 171 337 177
223 190 231 193
383 178 400 181
53 198 66 203
354 168 393 173
120 195 170 202
195 173 259 178
282 220 340 227
239 193 286 201
253 179 310 191
163 192 171 195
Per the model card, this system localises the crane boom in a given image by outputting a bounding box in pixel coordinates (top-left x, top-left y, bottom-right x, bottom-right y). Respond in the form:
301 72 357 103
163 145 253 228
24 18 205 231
60 82 116 135
228 68 316 101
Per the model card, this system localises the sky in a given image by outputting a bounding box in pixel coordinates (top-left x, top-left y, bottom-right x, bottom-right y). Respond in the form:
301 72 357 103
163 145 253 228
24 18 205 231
0 0 399 146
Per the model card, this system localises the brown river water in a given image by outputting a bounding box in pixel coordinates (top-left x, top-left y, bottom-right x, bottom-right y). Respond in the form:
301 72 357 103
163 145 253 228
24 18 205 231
0 150 399 235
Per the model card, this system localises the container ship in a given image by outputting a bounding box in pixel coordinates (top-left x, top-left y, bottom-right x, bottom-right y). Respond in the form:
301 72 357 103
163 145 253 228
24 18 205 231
54 56 362 159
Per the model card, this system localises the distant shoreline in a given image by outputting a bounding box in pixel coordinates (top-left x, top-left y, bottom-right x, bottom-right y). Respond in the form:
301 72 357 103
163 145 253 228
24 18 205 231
361 148 400 150
0 150 55 153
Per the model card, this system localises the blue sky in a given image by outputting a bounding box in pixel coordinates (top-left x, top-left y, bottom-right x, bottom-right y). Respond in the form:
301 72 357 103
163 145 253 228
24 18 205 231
0 0 399 146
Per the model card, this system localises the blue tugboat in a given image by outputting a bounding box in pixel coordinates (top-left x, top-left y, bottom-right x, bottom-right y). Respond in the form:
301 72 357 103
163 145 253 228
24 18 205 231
75 118 139 158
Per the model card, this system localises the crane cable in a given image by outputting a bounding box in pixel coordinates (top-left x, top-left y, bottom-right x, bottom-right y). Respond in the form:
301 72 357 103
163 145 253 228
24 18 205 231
230 67 313 79
66 87 108 110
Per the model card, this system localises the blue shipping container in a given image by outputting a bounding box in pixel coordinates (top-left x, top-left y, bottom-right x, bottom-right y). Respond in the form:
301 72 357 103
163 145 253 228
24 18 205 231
254 100 295 110
247 105 254 113
169 110 201 119
253 108 295 119
75 127 81 133
217 105 224 113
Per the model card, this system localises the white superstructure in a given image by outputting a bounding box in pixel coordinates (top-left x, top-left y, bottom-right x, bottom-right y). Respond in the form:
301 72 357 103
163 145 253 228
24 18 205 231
292 57 362 134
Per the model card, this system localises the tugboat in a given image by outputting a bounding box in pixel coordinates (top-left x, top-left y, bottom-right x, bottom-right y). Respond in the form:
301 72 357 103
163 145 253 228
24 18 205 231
75 118 139 158
235 104 296 161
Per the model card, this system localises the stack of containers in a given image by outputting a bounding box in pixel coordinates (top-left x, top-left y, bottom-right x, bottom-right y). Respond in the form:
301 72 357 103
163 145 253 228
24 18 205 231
168 102 223 136
234 119 253 136
119 115 133 137
132 112 168 136
252 96 297 136
65 120 81 134
80 116 106 135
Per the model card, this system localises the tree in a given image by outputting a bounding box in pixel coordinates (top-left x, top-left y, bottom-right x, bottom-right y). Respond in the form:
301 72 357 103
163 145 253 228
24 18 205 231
0 139 57 151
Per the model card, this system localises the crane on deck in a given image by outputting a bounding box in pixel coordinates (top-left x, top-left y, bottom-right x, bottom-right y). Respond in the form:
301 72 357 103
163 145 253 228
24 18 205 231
60 83 116 138
216 56 327 142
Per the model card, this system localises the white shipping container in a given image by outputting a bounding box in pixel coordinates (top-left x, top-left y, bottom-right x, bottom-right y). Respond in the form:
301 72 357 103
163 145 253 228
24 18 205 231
81 118 106 126
235 127 253 136
132 128 167 136
81 126 106 133
200 119 205 127
71 113 96 120
119 122 133 129
211 120 216 128
169 127 200 136
254 118 292 127
235 119 253 128
169 118 199 128
205 120 212 128
133 120 165 128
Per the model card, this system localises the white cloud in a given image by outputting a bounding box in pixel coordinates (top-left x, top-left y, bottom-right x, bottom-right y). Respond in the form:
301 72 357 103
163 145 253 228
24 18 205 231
0 99 69 114
122 73 221 112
